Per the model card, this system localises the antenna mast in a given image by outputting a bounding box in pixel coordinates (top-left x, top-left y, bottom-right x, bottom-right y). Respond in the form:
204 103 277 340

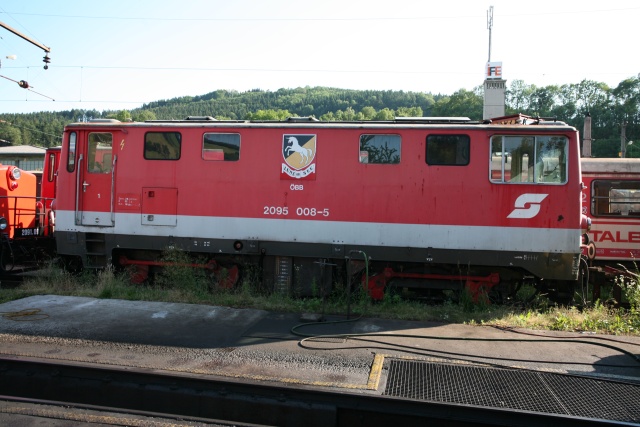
487 6 494 63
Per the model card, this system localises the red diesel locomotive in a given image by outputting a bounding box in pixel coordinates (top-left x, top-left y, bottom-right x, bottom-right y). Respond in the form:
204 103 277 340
0 146 59 271
50 114 588 303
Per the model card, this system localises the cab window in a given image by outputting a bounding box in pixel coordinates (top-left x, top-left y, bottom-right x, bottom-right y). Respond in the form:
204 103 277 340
88 132 113 173
47 151 57 182
66 132 76 173
490 135 567 184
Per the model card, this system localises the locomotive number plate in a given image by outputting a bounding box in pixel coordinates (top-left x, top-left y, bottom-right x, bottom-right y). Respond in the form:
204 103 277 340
14 227 42 237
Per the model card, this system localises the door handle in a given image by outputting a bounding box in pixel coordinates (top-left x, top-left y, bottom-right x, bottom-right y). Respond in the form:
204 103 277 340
82 181 90 192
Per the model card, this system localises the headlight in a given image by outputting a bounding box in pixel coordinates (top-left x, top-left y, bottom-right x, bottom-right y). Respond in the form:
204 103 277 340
9 167 21 180
0 217 7 230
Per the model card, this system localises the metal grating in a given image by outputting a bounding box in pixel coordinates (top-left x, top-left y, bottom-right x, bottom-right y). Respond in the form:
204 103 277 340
384 360 640 423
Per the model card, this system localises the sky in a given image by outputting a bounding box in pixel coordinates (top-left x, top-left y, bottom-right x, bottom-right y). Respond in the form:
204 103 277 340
0 0 638 115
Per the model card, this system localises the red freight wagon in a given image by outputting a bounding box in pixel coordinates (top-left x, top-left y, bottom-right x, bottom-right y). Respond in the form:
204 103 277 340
54 116 588 303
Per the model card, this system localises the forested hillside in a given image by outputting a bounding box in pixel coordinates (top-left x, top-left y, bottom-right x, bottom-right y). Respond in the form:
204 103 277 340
0 76 638 158
144 87 442 121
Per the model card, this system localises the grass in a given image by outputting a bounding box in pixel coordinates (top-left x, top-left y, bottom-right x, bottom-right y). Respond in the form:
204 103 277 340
1 257 639 336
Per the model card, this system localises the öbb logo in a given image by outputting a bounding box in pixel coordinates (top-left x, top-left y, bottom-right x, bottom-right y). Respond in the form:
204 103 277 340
507 194 548 219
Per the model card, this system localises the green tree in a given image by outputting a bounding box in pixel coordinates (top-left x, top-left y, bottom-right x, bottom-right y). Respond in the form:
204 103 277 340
361 106 376 120
396 106 423 117
612 75 640 147
245 109 293 120
105 110 132 122
432 89 482 120
506 80 535 113
374 108 395 120
319 111 335 121
133 110 157 122
0 122 22 144
336 107 357 121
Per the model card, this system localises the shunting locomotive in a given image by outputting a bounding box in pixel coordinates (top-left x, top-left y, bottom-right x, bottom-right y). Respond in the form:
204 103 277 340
0 147 59 271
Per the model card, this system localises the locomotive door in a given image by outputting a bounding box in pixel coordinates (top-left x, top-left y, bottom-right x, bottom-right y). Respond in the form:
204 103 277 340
78 131 116 226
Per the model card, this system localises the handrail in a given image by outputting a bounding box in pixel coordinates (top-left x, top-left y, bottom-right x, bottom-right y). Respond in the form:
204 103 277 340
110 155 117 225
75 154 83 225
0 195 55 237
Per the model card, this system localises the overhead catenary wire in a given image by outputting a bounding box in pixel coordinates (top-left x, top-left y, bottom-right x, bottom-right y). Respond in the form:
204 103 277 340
0 73 54 100
5 6 640 22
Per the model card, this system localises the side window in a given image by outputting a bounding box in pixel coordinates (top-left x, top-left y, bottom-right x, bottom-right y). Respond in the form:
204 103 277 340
426 135 470 165
490 135 567 184
47 152 57 182
144 132 181 160
359 134 401 164
592 180 640 216
203 133 240 161
67 132 76 173
88 132 113 174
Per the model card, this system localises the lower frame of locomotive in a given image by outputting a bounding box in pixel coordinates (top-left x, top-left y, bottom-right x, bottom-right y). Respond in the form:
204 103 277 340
0 233 56 274
56 231 580 305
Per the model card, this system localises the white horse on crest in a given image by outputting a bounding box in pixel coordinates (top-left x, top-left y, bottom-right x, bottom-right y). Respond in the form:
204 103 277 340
285 136 313 164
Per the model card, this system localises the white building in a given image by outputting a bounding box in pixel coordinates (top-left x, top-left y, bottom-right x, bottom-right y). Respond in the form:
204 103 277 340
0 145 46 171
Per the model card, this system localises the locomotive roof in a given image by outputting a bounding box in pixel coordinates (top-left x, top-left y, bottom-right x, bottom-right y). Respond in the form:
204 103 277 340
581 157 640 174
66 115 576 131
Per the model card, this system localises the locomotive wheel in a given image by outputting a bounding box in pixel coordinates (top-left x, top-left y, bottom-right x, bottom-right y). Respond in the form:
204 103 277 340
218 264 240 289
0 243 15 272
209 263 240 290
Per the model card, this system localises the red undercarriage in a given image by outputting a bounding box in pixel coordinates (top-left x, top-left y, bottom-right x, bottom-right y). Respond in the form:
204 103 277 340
365 267 501 301
118 256 240 289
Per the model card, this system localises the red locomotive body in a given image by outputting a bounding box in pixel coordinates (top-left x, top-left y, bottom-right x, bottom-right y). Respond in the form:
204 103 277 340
54 116 586 301
581 158 640 301
0 146 59 271
41 146 61 226
0 164 39 239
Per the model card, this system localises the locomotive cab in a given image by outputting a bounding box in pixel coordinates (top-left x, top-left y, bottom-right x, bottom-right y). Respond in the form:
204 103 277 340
0 147 61 272
0 165 39 239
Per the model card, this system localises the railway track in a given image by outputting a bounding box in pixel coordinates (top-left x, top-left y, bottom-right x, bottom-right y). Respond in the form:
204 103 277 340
0 356 632 427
